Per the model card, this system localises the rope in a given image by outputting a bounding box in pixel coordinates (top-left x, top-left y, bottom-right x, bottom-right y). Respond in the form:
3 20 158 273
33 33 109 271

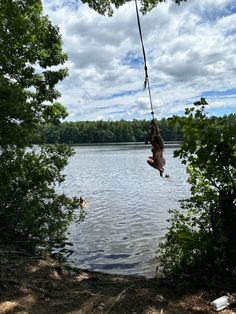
134 0 155 120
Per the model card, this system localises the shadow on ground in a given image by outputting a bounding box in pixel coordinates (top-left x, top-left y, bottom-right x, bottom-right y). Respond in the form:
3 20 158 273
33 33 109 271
0 242 236 314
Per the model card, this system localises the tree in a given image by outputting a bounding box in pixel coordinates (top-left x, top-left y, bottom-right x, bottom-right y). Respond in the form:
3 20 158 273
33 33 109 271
0 0 68 146
35 118 184 143
81 0 187 16
0 0 82 250
158 99 236 275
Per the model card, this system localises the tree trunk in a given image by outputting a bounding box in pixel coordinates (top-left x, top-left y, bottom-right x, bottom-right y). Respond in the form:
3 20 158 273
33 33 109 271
220 189 236 266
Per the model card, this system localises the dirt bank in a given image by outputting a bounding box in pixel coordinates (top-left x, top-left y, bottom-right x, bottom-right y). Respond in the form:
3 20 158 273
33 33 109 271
0 242 236 314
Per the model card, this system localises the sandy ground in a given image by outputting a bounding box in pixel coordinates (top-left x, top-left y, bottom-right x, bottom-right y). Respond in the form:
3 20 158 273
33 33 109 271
1 242 236 314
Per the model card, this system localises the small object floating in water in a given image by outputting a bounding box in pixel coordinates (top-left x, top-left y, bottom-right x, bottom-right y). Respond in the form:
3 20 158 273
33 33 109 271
79 196 87 209
210 295 231 311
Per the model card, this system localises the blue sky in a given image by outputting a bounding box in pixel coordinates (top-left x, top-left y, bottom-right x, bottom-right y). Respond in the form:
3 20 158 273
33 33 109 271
42 0 236 121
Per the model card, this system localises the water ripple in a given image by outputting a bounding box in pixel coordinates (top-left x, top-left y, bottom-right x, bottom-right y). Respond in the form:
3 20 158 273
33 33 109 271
59 145 190 278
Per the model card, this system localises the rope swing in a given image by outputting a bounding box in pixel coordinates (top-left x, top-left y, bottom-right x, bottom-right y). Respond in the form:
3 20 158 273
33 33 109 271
134 0 155 120
134 0 167 177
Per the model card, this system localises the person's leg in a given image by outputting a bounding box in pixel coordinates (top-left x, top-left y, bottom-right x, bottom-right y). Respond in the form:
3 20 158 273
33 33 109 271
147 159 158 170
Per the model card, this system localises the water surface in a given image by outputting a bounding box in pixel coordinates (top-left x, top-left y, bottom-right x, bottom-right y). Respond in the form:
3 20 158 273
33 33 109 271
60 144 189 277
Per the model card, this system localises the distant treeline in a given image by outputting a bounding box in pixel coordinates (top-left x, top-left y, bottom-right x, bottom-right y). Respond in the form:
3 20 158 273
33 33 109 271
36 118 182 144
36 114 236 144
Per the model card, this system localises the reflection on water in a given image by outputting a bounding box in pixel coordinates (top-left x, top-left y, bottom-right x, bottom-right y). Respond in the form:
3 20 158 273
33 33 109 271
58 144 190 278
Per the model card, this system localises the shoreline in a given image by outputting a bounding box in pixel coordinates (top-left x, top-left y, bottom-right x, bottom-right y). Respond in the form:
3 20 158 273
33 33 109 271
1 242 236 313
71 142 181 149
33 142 181 148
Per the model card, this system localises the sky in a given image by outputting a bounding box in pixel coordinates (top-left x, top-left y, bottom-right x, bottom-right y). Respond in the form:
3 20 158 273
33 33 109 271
42 0 236 121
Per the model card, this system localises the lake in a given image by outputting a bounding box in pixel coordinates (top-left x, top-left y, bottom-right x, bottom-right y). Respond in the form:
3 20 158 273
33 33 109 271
59 144 190 278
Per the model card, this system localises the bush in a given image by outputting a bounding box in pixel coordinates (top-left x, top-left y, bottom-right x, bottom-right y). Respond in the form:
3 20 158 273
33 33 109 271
157 99 236 276
0 145 83 250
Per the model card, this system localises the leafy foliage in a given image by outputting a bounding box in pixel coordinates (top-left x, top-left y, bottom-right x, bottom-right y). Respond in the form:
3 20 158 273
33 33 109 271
0 0 68 147
0 145 82 250
158 99 236 275
0 0 82 250
36 119 183 144
36 115 236 144
81 0 187 16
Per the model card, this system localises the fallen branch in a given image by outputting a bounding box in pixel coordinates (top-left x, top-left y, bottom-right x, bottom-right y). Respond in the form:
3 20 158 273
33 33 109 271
105 284 135 314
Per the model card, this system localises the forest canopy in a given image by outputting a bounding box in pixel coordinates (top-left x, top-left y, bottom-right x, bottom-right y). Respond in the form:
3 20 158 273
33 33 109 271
36 114 236 144
81 0 187 15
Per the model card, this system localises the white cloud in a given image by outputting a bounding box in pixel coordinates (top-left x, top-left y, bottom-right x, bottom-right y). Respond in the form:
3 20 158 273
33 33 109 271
42 0 236 120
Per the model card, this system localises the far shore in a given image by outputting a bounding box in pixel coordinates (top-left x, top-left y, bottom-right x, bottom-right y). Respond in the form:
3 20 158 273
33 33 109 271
70 141 181 147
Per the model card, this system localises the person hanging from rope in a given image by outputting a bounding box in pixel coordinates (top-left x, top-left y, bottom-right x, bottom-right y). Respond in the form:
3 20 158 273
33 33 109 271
134 0 167 177
146 119 165 177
